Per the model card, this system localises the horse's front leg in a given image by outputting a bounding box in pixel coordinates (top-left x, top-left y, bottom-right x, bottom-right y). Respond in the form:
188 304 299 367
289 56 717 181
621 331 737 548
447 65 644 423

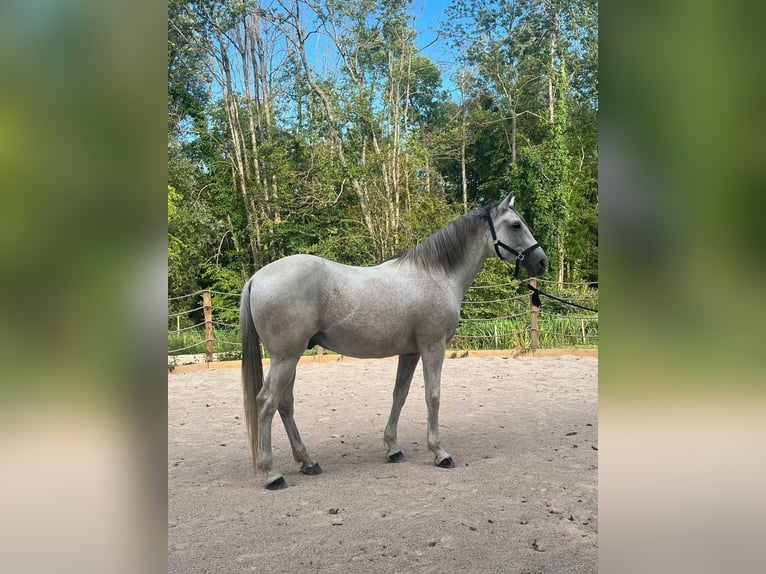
421 345 455 468
383 353 420 462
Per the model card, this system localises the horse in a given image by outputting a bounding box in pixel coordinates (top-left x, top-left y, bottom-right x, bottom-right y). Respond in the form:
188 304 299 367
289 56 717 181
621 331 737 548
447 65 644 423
239 192 547 489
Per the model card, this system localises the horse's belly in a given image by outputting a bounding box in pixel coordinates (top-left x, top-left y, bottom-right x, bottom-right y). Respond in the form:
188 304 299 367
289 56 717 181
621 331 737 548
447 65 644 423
314 305 459 359
313 327 417 359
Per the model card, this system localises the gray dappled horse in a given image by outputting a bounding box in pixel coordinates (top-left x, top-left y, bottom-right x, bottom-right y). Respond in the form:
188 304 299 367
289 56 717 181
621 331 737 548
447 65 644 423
240 192 547 489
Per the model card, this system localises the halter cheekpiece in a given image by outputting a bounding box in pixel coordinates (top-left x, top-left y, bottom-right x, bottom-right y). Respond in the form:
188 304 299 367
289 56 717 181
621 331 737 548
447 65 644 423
484 207 540 279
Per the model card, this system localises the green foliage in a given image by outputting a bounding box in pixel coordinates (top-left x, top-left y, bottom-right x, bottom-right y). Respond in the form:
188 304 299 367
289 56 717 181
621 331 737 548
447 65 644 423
440 0 598 281
167 0 598 336
168 284 599 355
168 327 243 357
201 265 243 324
167 185 183 268
168 0 209 133
454 280 599 350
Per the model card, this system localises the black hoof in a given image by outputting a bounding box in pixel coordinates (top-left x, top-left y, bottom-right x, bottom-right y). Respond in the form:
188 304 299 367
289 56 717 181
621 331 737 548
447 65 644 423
437 456 456 469
387 451 405 463
265 476 287 490
301 463 322 476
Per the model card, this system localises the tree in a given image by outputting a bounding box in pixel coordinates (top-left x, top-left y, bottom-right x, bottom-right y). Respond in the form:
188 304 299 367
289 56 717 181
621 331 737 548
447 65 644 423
166 0 597 299
168 0 209 134
441 0 598 284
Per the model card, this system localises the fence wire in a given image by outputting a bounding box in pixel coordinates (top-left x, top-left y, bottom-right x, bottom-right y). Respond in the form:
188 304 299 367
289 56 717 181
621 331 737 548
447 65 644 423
168 305 204 318
167 290 204 302
452 330 527 339
169 341 206 353
462 294 528 305
168 281 598 359
460 311 527 322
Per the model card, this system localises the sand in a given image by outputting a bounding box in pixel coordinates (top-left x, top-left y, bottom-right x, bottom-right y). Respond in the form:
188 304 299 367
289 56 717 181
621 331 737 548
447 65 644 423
168 355 597 573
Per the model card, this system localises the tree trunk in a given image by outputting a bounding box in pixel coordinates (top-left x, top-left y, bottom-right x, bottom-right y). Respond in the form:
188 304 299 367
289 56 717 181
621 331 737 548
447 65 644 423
511 109 517 164
548 33 556 124
215 23 258 268
283 2 376 241
236 16 267 218
248 8 272 140
460 71 468 213
557 241 565 289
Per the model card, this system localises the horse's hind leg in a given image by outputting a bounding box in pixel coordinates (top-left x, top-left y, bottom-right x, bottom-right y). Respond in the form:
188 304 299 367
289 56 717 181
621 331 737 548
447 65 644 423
384 353 420 462
278 375 321 476
256 356 299 489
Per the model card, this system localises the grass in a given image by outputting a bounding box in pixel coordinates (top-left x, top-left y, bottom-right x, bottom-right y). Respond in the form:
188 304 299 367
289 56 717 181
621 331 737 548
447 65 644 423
169 284 597 360
450 315 598 351
168 328 242 358
168 314 598 357
168 327 338 360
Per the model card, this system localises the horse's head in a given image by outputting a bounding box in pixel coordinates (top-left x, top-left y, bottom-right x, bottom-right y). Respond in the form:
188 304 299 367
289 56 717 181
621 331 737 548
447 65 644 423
485 192 547 278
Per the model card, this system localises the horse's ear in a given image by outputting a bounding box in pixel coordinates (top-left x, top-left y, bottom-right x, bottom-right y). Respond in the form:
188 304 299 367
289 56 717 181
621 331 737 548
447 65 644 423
500 192 515 209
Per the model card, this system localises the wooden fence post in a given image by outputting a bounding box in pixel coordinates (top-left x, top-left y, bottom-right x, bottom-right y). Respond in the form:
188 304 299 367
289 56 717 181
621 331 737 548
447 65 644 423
202 290 213 363
529 278 539 352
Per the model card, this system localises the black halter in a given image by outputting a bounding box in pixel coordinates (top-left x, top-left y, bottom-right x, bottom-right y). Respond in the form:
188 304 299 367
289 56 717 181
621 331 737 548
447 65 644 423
485 207 540 279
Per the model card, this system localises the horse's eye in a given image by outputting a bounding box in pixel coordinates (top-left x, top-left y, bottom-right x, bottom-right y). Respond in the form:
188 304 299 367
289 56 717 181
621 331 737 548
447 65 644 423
512 221 522 229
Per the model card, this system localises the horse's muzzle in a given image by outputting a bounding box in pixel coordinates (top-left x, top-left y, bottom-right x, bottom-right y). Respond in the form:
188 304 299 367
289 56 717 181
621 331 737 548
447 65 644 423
526 248 548 278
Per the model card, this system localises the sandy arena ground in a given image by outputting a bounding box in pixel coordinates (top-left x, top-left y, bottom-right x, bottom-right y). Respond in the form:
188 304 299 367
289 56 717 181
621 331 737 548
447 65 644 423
168 355 598 573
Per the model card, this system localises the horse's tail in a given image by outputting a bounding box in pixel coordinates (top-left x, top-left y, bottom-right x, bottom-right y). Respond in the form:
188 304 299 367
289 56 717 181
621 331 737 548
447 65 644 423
240 278 263 474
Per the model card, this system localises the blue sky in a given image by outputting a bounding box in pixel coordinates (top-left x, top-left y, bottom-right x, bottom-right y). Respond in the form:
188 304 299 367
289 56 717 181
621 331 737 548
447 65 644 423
206 1 464 109
310 0 461 89
411 0 460 96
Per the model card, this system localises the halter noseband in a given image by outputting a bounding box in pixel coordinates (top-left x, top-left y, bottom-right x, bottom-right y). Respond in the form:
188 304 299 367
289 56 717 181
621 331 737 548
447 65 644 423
485 207 540 279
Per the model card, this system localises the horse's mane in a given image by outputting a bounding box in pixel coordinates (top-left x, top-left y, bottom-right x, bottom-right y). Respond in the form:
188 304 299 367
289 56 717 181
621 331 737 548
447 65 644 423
394 204 493 273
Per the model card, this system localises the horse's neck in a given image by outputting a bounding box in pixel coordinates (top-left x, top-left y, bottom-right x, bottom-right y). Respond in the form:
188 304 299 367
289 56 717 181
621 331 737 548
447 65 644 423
397 218 492 300
452 245 487 301
450 233 491 301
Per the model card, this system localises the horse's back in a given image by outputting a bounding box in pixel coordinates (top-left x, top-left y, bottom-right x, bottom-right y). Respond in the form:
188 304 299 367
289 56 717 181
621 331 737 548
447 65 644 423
249 254 389 320
246 254 461 358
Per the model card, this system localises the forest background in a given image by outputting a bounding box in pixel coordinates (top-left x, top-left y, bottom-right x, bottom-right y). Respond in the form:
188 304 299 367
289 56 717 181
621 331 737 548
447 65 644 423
167 0 598 324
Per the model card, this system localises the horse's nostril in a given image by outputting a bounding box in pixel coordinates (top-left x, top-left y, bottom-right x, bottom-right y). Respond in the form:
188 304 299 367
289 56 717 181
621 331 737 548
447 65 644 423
541 257 547 269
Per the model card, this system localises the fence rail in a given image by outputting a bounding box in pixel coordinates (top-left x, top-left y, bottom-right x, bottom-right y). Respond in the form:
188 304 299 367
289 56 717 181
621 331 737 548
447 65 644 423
168 280 598 363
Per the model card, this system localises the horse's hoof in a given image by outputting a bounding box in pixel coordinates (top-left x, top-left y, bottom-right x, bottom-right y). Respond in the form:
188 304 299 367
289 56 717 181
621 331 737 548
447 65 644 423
265 476 287 490
386 451 404 463
437 456 456 469
301 462 322 476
